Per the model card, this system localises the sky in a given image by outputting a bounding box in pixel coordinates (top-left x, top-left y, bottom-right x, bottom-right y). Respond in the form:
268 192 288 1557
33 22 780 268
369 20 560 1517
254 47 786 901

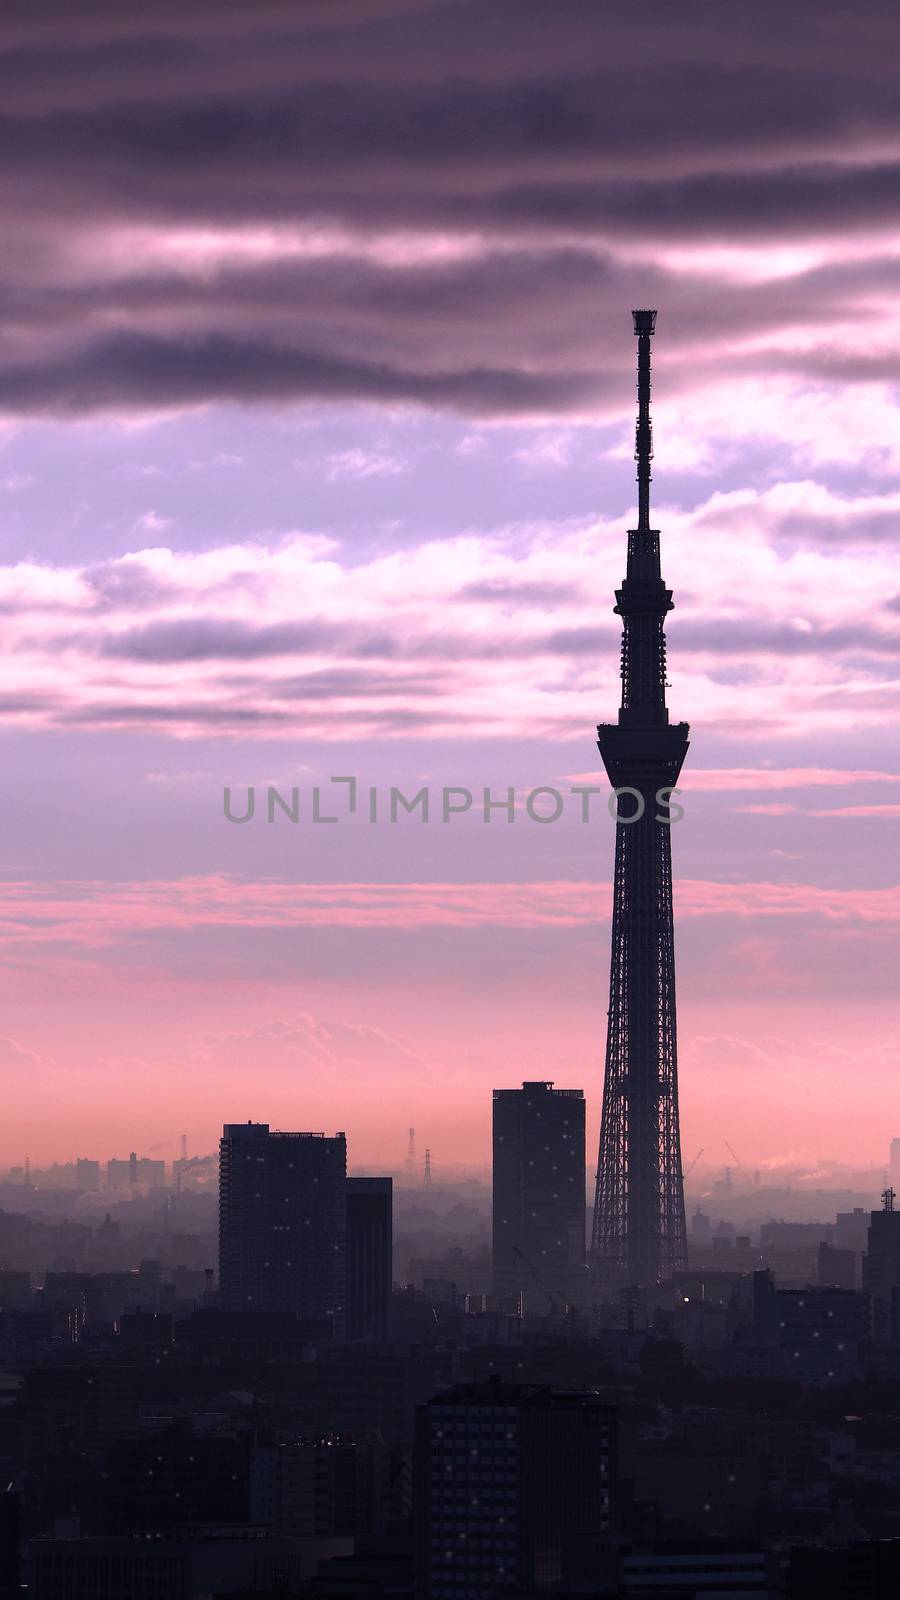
1 0 898 1177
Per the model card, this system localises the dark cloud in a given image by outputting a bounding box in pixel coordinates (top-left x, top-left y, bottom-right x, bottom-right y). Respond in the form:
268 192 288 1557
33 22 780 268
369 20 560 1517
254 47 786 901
99 616 340 661
458 579 583 605
677 619 900 657
771 510 900 546
271 668 442 700
84 558 179 608
1 1 899 418
58 701 295 726
0 330 605 418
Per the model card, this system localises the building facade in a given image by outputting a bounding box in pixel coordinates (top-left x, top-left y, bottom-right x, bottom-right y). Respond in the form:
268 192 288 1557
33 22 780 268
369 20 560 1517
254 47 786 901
492 1081 586 1311
415 1378 616 1600
218 1122 347 1336
347 1176 392 1342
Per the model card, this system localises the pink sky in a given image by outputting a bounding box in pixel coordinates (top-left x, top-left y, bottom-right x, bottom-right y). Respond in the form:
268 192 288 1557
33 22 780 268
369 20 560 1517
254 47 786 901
0 1 898 1174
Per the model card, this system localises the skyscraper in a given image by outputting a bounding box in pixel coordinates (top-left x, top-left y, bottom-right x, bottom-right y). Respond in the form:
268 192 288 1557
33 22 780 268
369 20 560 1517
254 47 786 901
218 1122 347 1335
492 1081 586 1311
347 1175 393 1341
862 1189 900 1343
591 311 689 1292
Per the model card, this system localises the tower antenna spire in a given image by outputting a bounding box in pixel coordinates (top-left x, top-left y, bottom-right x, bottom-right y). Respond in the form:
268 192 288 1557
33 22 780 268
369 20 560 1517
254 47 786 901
632 309 656 533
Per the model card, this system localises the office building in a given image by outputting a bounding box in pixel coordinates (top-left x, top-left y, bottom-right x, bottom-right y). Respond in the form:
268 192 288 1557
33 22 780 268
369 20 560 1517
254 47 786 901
415 1378 616 1599
347 1176 392 1341
218 1122 347 1336
492 1081 586 1311
731 1270 870 1382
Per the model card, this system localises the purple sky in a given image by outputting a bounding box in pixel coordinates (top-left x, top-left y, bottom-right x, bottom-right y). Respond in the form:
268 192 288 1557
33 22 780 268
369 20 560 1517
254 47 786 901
1 0 898 1178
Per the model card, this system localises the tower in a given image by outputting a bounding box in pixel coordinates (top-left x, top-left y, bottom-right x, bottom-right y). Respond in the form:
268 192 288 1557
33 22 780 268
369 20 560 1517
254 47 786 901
405 1126 416 1179
423 1148 433 1188
591 311 689 1291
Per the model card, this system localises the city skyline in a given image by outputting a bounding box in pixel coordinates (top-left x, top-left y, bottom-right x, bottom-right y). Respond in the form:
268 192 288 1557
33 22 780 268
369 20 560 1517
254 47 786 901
4 11 900 1595
1 3 898 1175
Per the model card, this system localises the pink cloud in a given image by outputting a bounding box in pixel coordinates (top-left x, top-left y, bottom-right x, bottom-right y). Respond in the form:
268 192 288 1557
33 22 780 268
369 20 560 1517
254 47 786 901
0 470 898 741
0 875 897 951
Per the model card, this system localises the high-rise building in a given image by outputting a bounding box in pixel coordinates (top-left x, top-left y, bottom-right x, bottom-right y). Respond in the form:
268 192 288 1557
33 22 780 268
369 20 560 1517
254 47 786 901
591 311 689 1292
492 1081 586 1312
862 1190 900 1343
347 1176 392 1341
218 1122 347 1336
415 1378 617 1600
891 1137 900 1194
75 1158 100 1192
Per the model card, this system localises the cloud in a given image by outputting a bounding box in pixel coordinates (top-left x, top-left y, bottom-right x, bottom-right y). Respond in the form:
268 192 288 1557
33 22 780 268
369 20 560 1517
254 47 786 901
200 1015 424 1077
0 875 897 950
0 6 900 429
513 431 573 467
326 447 409 480
0 474 898 739
0 1034 54 1075
98 615 341 662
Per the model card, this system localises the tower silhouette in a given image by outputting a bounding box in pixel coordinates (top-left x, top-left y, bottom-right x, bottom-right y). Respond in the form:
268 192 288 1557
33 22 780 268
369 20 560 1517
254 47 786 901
591 311 689 1291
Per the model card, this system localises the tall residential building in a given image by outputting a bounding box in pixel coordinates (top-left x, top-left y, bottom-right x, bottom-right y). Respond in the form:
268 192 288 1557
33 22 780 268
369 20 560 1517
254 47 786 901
591 311 689 1291
415 1378 617 1600
863 1190 900 1343
347 1176 392 1342
218 1122 347 1336
492 1081 586 1311
76 1159 100 1192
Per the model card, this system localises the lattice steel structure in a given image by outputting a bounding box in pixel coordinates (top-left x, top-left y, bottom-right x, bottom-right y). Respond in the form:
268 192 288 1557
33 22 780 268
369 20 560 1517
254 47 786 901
591 311 689 1292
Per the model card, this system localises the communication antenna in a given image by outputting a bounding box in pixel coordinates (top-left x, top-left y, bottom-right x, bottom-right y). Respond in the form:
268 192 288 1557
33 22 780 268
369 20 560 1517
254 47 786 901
423 1149 433 1188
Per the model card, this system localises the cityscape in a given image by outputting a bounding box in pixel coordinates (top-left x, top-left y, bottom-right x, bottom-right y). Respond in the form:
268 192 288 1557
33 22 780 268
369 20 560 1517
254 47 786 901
3 3 900 1598
2 1103 900 1596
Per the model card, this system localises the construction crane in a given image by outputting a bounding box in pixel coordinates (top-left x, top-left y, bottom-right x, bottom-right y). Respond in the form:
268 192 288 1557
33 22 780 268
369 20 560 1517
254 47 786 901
512 1244 564 1315
725 1142 752 1189
684 1148 704 1179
